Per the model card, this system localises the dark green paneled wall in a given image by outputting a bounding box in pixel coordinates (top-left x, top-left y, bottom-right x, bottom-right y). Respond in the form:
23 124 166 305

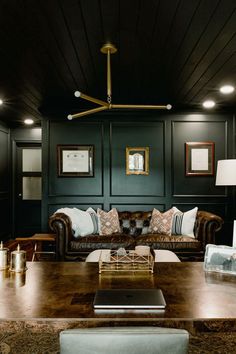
111 122 164 196
42 112 235 245
172 119 227 196
0 122 10 240
48 122 103 196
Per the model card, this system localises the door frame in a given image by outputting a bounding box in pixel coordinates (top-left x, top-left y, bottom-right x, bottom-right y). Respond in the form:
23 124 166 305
11 136 42 238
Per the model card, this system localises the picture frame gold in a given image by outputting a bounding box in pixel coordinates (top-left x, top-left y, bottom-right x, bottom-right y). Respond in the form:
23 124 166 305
126 147 149 175
57 145 94 177
185 142 214 176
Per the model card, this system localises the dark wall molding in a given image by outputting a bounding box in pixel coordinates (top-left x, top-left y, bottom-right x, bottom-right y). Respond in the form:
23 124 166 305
110 121 165 197
0 124 10 240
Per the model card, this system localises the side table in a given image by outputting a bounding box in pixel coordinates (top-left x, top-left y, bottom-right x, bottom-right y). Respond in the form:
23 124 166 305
16 233 56 261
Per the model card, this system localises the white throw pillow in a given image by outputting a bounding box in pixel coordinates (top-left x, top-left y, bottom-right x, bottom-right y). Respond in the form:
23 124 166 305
172 207 198 238
86 207 99 234
55 207 95 237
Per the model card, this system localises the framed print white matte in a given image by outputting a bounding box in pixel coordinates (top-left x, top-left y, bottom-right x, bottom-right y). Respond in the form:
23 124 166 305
185 142 214 176
57 145 94 177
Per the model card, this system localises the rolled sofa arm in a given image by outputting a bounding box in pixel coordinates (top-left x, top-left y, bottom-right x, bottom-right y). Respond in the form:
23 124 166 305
194 211 224 248
49 212 73 261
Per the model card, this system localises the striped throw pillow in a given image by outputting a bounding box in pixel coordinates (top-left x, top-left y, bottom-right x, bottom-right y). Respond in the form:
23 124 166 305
172 207 198 238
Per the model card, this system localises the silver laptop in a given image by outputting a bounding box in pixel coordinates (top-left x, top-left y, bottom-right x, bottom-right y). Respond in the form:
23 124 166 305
93 289 166 309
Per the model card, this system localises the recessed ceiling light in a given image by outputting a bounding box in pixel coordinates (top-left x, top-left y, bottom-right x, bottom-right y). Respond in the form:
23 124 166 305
219 85 235 94
0 99 3 105
24 118 34 125
202 100 215 109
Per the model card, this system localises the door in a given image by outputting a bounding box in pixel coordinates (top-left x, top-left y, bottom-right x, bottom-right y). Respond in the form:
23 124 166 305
14 143 42 237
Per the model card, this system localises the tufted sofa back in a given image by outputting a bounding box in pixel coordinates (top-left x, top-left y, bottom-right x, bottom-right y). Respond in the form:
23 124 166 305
118 211 152 237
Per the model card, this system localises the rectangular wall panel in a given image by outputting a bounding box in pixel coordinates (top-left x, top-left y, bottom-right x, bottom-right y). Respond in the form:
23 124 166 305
111 122 165 196
110 204 165 212
172 120 227 196
172 203 227 217
0 129 9 192
48 204 103 215
0 197 10 239
0 126 10 240
48 122 103 196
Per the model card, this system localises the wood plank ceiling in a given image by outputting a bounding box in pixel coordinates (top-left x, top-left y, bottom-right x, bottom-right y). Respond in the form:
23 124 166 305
0 0 235 126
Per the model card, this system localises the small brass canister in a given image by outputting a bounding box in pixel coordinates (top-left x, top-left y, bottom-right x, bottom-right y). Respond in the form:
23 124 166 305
10 244 27 273
0 241 8 270
10 271 26 287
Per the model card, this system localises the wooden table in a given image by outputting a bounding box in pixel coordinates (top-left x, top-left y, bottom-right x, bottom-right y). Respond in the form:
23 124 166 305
0 262 236 353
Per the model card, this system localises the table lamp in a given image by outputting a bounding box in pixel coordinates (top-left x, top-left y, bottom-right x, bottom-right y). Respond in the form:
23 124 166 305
215 159 236 247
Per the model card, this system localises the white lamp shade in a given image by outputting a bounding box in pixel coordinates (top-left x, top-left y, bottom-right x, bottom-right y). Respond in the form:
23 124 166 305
215 159 236 186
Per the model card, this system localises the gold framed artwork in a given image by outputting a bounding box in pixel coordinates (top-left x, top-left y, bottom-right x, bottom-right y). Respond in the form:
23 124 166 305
57 145 94 177
185 142 214 176
126 147 149 175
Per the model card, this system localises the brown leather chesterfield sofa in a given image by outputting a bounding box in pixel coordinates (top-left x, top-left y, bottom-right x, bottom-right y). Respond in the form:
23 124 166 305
49 210 223 261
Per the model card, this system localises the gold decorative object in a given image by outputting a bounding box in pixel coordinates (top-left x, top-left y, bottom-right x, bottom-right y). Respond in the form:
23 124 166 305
10 271 26 287
10 244 27 273
0 241 8 270
67 43 172 120
126 147 149 175
99 250 154 274
0 269 9 287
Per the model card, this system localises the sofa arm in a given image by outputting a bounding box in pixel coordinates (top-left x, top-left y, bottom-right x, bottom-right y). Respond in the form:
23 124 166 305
49 212 73 261
194 211 224 248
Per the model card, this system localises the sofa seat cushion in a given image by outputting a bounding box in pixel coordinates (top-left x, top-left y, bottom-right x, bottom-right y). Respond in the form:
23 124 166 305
70 234 135 251
136 234 201 251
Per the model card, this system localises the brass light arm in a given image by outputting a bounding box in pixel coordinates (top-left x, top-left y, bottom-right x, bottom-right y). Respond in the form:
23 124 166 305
67 106 108 120
111 104 172 110
67 43 172 120
74 91 109 107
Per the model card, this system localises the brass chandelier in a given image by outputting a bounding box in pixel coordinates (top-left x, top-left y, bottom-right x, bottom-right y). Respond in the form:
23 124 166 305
67 43 172 120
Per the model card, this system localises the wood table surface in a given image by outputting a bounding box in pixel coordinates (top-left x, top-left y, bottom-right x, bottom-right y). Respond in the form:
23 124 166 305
1 261 236 322
1 262 236 353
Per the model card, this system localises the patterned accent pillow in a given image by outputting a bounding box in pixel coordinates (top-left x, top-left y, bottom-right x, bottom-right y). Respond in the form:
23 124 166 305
120 218 150 237
149 208 175 235
97 208 121 235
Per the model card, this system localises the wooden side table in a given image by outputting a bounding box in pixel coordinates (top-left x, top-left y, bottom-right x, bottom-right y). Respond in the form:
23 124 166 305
16 233 56 261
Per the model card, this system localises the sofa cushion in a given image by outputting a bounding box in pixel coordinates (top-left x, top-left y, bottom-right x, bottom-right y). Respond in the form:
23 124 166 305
97 208 121 235
136 234 201 252
118 211 152 236
149 208 175 236
172 207 198 238
70 233 135 251
87 207 99 234
55 207 97 237
120 218 150 237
